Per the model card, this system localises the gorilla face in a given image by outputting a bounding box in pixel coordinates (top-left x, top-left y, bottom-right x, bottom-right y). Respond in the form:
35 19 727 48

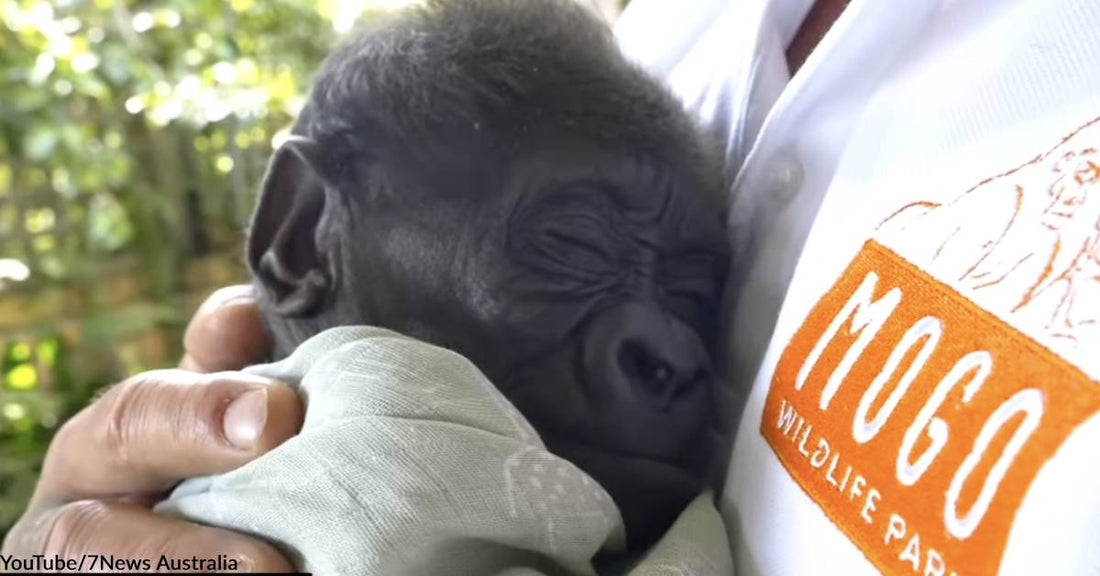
335 133 727 544
247 0 729 549
495 144 727 546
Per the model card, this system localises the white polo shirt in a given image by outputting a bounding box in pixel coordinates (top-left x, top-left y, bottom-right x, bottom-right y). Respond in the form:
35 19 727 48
616 1 1100 575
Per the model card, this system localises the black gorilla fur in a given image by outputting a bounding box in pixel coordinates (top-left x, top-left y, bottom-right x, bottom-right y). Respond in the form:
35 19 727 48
247 0 729 552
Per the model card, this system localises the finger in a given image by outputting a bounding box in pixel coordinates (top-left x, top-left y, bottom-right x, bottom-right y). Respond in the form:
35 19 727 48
36 371 303 501
42 500 294 573
182 285 272 373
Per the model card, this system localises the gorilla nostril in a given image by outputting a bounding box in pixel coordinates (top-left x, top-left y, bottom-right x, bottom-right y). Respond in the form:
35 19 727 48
617 340 685 403
619 341 659 394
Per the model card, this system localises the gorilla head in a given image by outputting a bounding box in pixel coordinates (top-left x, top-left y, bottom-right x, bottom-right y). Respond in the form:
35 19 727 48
246 0 729 549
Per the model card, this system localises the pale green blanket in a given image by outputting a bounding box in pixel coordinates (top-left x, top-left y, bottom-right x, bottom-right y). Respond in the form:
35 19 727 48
157 326 732 576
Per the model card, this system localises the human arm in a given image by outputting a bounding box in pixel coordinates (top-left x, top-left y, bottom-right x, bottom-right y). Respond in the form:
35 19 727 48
1 286 301 572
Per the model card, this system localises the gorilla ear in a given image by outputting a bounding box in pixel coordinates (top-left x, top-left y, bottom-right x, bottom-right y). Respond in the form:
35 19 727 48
248 136 335 317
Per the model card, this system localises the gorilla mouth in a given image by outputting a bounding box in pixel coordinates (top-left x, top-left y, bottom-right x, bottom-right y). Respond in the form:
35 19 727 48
551 435 703 473
546 434 711 549
544 430 713 499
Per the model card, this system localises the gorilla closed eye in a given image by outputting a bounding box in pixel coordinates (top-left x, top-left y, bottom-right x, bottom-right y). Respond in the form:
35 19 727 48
511 189 622 277
663 249 722 287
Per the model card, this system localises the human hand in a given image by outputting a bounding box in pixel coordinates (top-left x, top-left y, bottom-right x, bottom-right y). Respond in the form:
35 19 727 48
1 285 302 572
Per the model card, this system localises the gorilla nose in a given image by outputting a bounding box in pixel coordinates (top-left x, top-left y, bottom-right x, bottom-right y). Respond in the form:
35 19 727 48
584 302 711 411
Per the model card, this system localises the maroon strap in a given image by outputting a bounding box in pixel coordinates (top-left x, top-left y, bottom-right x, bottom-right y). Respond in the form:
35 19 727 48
786 0 851 74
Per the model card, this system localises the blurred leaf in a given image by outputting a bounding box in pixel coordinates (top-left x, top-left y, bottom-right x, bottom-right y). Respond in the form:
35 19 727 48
5 365 37 390
37 339 58 368
9 344 30 363
86 193 133 252
23 127 57 161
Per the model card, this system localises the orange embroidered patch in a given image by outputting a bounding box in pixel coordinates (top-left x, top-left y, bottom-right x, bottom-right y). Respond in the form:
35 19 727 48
761 240 1100 576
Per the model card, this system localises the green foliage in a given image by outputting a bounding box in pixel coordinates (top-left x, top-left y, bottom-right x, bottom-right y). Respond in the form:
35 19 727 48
0 0 343 283
0 0 417 536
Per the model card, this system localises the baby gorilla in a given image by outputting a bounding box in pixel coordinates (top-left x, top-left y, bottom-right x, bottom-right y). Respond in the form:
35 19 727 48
248 0 729 549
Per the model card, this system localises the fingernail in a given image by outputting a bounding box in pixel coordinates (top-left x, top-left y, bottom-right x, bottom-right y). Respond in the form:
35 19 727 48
223 389 268 450
197 285 255 316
